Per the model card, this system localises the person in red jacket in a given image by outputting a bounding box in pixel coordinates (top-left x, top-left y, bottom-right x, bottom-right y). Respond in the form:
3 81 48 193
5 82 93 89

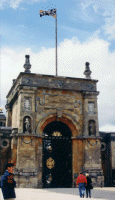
76 172 87 198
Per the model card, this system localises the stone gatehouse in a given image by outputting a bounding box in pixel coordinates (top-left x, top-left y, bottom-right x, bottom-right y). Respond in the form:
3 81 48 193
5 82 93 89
1 55 104 188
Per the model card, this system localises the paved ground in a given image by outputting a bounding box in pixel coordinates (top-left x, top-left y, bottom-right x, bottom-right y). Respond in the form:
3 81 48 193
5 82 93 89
0 187 115 200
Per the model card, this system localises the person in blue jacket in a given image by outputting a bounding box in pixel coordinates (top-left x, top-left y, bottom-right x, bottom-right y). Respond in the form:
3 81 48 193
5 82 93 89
1 163 16 200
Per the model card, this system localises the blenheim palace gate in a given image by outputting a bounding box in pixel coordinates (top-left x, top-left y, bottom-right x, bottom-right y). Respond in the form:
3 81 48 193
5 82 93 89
1 55 104 188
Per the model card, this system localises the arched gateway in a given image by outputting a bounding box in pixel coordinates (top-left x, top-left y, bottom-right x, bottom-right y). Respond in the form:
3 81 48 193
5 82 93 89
42 121 72 188
4 56 104 188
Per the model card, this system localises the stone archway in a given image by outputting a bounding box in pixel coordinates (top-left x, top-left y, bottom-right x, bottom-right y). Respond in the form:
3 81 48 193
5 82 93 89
40 114 78 137
42 120 72 188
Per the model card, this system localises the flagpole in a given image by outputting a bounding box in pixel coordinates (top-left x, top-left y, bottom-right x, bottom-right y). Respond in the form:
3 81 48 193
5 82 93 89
55 11 57 76
39 9 57 76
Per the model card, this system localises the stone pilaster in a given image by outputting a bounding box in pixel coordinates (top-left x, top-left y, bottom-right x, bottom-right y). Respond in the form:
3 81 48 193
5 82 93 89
5 103 12 127
83 138 104 186
82 90 104 186
14 134 42 188
83 91 99 137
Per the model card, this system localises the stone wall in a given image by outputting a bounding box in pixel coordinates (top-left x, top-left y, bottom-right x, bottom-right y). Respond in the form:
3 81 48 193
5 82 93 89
13 135 42 188
111 140 115 169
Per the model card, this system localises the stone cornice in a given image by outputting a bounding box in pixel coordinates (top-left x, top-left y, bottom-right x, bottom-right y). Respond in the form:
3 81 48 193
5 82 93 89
6 72 99 105
10 133 102 140
83 91 99 98
71 136 102 140
11 133 44 138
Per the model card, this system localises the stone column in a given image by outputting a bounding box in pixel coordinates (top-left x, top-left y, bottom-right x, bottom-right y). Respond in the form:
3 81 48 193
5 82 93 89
5 103 12 127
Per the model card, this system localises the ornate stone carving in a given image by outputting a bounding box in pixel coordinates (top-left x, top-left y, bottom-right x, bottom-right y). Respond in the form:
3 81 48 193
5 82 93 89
52 131 62 136
36 91 83 113
36 106 44 113
0 139 10 149
23 55 31 73
5 103 12 111
57 108 63 118
88 102 95 115
87 139 98 148
24 97 31 111
46 157 55 169
25 78 30 84
22 76 96 92
74 100 82 114
84 62 92 79
89 120 96 136
46 173 52 184
36 96 45 106
23 116 31 133
58 80 64 87
36 90 45 106
21 138 33 146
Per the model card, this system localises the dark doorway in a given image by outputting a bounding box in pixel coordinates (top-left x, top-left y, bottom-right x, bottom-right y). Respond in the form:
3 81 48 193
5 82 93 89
42 121 72 188
100 132 112 187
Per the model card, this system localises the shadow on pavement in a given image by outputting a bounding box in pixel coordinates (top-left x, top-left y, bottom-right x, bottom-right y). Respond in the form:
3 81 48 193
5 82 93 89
44 188 115 200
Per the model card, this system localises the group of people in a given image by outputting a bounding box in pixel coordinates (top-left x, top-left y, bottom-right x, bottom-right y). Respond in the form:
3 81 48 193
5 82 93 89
76 172 93 198
1 162 93 200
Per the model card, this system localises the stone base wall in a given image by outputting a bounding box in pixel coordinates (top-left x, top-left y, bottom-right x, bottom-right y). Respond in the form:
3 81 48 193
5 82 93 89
87 170 104 187
83 138 104 187
14 175 38 188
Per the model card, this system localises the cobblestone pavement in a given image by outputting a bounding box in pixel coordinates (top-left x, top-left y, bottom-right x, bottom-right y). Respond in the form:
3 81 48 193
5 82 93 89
0 187 115 200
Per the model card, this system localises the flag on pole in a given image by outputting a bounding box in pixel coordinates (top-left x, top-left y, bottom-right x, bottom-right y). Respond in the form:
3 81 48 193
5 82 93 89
39 9 56 18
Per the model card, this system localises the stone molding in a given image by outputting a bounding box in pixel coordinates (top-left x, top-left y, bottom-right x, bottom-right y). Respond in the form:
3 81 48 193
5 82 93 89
36 112 81 136
83 91 99 99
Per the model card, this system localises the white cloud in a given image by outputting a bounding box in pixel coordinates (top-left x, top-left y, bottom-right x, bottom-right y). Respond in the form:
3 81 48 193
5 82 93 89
0 0 7 9
0 0 22 9
1 36 115 132
81 0 115 15
104 21 115 40
0 0 46 9
100 124 115 132
81 1 93 10
80 0 115 39
10 0 23 9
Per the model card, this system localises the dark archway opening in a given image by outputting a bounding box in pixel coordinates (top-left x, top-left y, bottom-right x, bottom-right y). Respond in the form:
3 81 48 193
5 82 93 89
42 121 72 188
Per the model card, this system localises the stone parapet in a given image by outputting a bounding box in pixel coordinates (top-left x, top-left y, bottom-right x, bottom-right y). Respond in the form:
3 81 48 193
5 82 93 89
6 73 98 104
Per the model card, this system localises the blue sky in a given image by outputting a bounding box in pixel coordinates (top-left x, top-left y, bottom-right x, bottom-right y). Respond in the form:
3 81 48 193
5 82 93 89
1 0 115 51
0 0 115 132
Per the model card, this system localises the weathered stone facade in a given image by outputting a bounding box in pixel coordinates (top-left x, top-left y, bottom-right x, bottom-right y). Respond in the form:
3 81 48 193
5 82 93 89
0 109 6 127
111 136 115 186
112 139 115 170
0 127 12 186
1 56 105 188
